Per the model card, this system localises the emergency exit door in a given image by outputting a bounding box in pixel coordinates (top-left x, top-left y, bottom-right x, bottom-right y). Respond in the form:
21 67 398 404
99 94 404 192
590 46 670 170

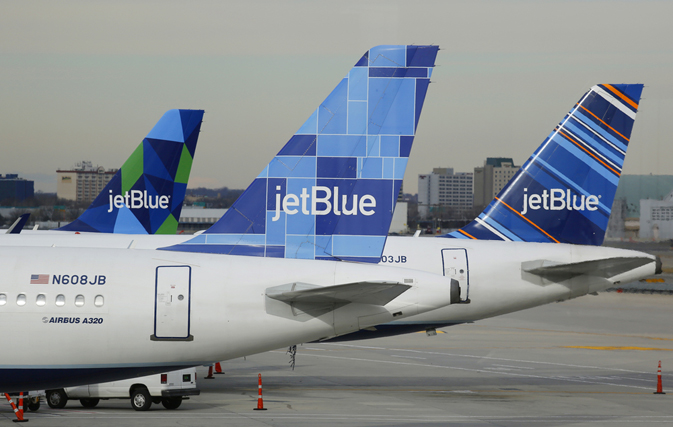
441 248 470 302
151 266 193 341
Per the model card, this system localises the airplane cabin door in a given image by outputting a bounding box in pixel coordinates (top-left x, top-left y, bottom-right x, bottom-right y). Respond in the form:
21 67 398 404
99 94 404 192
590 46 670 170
151 266 193 341
441 248 470 303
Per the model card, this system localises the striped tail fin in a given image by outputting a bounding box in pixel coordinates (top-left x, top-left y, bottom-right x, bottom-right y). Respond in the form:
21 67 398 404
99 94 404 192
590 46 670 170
58 109 204 234
163 45 439 262
446 84 643 245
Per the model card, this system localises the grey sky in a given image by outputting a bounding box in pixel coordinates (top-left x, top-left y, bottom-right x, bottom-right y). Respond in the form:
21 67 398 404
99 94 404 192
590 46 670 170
2 0 673 193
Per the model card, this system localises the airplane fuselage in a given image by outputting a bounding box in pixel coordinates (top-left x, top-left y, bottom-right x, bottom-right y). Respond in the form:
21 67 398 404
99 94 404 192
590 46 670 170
0 234 657 337
376 236 656 330
0 245 454 392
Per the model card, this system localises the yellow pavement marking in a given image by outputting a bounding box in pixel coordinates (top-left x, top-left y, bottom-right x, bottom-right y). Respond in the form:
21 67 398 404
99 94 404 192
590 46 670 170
641 278 665 283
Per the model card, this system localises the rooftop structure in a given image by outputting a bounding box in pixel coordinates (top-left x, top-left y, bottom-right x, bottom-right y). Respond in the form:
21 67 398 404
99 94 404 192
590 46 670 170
56 161 118 203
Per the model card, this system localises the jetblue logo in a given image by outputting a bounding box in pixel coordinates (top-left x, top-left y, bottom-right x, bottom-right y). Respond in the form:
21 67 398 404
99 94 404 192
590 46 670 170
272 186 376 221
520 188 600 215
107 190 170 213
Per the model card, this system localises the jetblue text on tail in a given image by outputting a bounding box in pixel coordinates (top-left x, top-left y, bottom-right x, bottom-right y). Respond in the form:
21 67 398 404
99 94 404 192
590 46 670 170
271 186 375 221
107 190 170 213
520 189 600 215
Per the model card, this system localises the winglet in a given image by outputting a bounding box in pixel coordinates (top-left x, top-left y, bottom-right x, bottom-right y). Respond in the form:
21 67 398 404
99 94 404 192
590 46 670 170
58 109 204 234
163 45 439 261
446 84 644 245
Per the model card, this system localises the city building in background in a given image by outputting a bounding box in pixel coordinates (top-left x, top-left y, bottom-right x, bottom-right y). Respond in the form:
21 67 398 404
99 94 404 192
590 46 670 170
606 174 673 240
56 161 118 203
473 157 519 210
0 174 34 202
418 167 473 220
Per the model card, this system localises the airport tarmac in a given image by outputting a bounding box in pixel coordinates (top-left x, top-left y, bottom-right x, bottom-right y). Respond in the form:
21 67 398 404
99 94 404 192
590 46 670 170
2 292 671 426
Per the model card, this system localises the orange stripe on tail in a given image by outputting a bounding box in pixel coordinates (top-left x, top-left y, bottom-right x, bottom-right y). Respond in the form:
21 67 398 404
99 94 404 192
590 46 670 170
458 229 477 240
495 197 560 243
579 105 630 142
603 84 639 110
559 130 620 176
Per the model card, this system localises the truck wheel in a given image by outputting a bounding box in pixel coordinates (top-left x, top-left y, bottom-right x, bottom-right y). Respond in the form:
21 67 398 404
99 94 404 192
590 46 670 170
162 398 182 410
130 387 152 411
80 398 100 408
27 398 41 412
46 389 68 409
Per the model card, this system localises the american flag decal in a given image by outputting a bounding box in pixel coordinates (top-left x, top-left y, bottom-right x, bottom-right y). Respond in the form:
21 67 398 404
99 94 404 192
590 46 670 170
30 274 49 284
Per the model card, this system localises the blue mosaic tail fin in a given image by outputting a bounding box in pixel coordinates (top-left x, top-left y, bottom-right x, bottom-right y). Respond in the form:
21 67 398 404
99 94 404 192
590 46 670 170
59 109 204 234
446 84 643 245
164 45 439 261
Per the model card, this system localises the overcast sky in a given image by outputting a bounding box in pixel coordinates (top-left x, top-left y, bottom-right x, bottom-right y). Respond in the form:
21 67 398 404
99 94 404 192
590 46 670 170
2 0 673 193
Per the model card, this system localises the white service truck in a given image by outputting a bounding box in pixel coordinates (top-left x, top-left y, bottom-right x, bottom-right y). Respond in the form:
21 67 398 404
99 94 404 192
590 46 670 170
45 368 199 411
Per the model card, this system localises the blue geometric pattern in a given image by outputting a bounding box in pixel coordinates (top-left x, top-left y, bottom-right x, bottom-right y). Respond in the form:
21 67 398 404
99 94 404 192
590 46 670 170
164 45 439 262
59 109 204 234
446 84 643 246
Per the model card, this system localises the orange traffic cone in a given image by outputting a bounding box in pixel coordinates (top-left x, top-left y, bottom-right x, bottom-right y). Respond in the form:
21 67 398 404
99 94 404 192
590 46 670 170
4 393 27 422
214 362 224 374
655 360 666 394
204 365 214 379
253 373 267 410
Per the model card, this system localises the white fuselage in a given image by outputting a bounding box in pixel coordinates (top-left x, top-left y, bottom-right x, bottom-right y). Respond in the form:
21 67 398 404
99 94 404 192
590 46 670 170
0 245 453 392
379 236 656 328
0 233 657 331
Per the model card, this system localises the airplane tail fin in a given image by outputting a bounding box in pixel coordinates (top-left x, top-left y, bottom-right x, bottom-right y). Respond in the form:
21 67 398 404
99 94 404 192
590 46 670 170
164 45 439 261
446 84 644 245
58 109 204 234
6 213 30 234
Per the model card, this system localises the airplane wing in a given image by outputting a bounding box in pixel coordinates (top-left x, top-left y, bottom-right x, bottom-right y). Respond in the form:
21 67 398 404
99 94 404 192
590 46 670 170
266 281 410 306
522 257 655 282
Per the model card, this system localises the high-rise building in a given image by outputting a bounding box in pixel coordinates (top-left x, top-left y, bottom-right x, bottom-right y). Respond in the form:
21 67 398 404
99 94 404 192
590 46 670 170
57 161 118 203
0 174 34 202
418 168 473 219
473 157 520 209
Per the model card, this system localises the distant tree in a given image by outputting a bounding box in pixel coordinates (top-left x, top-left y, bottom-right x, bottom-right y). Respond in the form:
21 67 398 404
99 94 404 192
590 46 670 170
186 187 244 208
6 209 31 226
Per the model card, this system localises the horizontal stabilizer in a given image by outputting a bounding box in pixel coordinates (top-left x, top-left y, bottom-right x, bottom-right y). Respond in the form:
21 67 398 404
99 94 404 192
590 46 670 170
266 281 410 306
523 257 654 282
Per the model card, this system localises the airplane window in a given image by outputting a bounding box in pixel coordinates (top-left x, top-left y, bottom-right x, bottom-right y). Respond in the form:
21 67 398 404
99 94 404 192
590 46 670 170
17 294 26 306
75 295 85 307
0 293 6 306
56 294 65 307
36 294 46 306
94 295 104 307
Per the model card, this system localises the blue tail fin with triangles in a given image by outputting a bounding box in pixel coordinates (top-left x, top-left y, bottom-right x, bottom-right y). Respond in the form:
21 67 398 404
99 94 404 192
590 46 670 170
58 109 204 234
